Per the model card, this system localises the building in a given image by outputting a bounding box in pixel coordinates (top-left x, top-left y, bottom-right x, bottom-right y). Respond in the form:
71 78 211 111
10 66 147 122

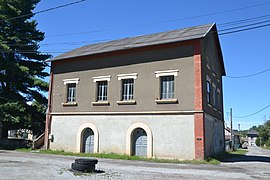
224 127 240 150
247 130 258 147
44 23 226 160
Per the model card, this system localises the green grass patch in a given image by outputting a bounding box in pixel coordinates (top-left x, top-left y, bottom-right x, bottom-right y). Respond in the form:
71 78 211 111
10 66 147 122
32 149 220 165
228 149 248 155
15 148 33 152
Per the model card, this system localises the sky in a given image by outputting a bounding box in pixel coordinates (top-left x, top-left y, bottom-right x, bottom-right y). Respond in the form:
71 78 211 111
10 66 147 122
33 0 270 130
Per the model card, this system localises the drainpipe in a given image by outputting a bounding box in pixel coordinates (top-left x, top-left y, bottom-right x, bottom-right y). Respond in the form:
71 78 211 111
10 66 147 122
44 67 53 150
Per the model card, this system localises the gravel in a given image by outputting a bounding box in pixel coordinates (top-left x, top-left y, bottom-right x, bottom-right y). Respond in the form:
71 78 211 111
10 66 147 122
0 147 270 179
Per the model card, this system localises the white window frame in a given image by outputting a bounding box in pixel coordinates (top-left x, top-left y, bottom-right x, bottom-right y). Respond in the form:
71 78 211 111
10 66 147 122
62 78 79 105
63 78 79 85
92 75 111 82
117 73 137 80
91 75 111 105
117 73 137 104
155 69 179 78
155 70 178 103
96 81 108 102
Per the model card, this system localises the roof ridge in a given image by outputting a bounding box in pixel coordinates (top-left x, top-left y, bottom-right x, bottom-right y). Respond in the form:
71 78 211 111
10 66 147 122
47 23 215 62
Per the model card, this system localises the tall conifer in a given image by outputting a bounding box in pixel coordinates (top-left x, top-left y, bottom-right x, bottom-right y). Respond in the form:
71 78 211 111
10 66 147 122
0 0 51 137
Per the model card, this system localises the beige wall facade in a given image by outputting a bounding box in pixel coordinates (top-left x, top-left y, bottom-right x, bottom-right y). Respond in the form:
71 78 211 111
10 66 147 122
50 114 195 160
51 46 195 113
47 27 225 160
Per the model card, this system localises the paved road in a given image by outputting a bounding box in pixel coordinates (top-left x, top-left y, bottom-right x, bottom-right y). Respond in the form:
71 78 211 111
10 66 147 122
0 147 270 179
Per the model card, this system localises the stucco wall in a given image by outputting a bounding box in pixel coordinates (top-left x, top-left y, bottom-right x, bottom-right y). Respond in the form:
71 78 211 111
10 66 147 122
50 114 195 160
201 32 224 120
51 46 194 113
204 113 224 157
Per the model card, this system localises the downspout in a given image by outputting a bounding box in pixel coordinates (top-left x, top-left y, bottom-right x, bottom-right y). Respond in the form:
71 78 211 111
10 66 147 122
44 65 54 150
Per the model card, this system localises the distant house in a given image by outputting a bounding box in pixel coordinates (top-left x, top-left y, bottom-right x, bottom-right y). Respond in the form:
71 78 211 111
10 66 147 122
44 23 226 160
224 127 240 150
247 130 258 146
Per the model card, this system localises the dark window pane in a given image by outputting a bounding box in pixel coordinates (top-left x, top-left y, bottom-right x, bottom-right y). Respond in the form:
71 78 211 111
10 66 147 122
97 81 108 101
161 76 174 99
67 83 76 102
122 79 134 100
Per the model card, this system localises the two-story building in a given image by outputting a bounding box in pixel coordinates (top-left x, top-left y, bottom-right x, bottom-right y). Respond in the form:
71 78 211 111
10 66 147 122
44 23 226 160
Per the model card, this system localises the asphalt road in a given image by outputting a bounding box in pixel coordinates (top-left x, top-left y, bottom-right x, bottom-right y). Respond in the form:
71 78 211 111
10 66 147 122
0 147 270 179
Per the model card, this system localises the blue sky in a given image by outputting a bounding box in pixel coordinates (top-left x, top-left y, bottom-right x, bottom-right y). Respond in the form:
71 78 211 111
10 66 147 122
34 0 270 130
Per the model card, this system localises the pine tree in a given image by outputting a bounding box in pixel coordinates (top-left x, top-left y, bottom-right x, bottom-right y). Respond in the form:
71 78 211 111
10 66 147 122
0 0 51 138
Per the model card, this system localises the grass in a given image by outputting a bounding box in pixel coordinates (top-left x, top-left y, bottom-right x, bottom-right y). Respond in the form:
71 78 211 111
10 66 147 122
14 148 220 165
228 149 248 155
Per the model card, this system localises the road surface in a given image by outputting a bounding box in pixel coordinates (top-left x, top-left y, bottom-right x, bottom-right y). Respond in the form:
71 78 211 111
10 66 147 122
0 147 270 179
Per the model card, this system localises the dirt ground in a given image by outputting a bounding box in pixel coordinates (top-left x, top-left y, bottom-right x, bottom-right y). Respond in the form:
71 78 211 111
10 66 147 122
0 147 270 180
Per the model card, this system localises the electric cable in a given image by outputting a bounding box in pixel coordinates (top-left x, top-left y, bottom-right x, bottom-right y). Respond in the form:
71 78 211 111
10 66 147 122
233 105 270 118
0 0 86 22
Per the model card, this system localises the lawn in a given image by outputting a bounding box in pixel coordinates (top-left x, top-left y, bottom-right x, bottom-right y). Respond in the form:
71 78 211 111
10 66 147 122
15 148 248 165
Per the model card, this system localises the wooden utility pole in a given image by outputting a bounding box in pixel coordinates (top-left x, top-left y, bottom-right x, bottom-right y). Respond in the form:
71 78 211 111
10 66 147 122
230 108 233 142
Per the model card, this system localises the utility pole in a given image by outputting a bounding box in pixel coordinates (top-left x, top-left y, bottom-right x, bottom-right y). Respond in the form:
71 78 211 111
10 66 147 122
238 124 241 137
230 108 233 141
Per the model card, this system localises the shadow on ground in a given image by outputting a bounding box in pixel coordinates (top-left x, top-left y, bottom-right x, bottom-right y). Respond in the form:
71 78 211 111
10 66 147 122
220 154 270 163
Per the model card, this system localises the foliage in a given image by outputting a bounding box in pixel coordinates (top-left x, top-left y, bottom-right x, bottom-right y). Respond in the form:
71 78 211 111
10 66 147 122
0 0 51 136
248 120 270 147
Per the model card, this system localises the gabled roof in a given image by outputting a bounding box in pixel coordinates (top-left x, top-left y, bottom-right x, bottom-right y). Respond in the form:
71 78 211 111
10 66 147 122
247 130 259 135
48 23 215 62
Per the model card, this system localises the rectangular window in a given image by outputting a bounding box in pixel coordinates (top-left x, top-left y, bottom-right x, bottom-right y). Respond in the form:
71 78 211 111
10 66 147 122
207 81 211 104
160 76 174 99
97 81 108 101
217 89 221 109
213 85 216 107
67 83 76 102
122 79 134 100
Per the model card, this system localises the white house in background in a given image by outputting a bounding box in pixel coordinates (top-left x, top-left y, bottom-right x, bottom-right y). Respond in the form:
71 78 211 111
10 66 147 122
247 130 258 146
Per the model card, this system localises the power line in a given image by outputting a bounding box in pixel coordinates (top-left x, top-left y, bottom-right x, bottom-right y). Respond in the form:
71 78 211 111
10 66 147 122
233 105 270 118
226 68 270 78
0 0 86 22
219 14 270 27
135 1 270 27
219 22 270 35
3 13 270 47
1 1 269 40
1 21 270 54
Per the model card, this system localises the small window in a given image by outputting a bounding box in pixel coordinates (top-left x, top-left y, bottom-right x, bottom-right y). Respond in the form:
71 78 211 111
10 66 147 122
97 81 108 101
217 89 221 109
67 83 76 103
207 81 211 104
122 79 134 100
213 85 216 107
160 76 174 99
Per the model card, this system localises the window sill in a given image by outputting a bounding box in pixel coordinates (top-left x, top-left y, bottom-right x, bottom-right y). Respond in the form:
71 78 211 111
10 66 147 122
155 99 178 104
92 101 110 106
116 100 136 105
62 102 77 106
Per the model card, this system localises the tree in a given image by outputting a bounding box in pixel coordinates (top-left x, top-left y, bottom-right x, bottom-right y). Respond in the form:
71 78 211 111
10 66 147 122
252 120 270 146
0 0 51 137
